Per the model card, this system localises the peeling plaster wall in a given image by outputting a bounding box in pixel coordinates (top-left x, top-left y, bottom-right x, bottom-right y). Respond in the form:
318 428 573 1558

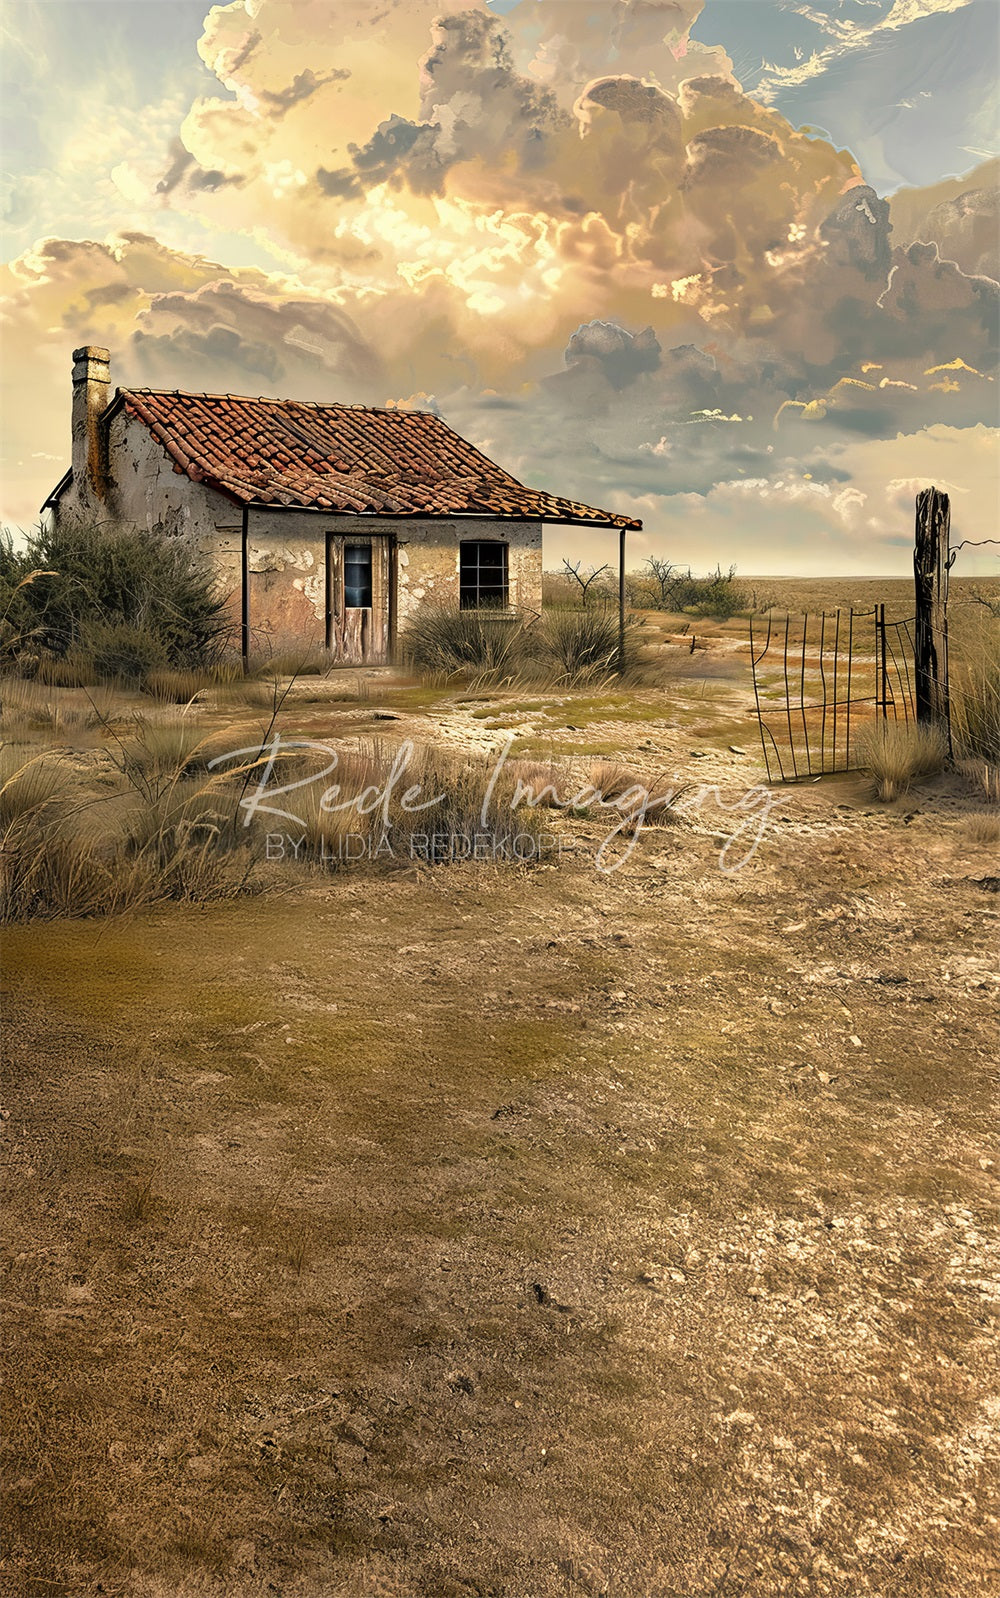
392 518 543 623
47 414 545 652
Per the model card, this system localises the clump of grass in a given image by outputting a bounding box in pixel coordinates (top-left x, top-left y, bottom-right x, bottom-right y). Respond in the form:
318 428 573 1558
402 606 526 679
0 747 67 828
142 663 246 703
36 654 99 688
0 677 116 737
527 609 640 684
638 775 691 828
0 791 251 923
951 613 1000 769
0 723 260 921
243 738 551 865
402 603 642 686
964 809 1000 845
112 718 247 786
1 726 563 920
246 649 326 678
588 760 642 801
506 758 565 809
958 759 1000 806
857 718 949 802
586 760 688 829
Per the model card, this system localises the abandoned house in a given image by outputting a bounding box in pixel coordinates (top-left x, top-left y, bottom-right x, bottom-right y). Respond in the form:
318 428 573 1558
42 346 641 665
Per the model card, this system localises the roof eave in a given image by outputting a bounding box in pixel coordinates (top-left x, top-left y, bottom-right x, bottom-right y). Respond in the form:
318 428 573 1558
41 467 73 512
230 495 641 530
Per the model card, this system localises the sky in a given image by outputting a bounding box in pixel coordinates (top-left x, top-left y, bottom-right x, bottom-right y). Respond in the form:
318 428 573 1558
1 0 997 574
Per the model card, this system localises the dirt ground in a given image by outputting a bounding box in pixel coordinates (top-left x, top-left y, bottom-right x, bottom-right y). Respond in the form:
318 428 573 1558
2 585 999 1597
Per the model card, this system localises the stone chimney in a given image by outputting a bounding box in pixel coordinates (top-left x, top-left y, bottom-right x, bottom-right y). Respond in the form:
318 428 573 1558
71 345 111 502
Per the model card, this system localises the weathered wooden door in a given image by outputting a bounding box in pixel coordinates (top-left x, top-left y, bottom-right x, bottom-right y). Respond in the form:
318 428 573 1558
325 535 391 664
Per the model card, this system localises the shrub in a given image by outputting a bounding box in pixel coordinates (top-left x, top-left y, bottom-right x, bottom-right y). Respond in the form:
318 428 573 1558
401 603 641 685
0 523 233 670
856 718 948 802
622 560 751 618
528 608 639 682
78 619 170 685
401 606 526 678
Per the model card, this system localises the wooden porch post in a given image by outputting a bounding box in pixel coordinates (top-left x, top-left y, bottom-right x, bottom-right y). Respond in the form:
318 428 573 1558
618 527 626 677
241 503 250 673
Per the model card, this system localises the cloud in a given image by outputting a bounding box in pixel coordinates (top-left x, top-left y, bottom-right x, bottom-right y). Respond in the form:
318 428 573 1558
502 0 724 106
564 320 662 387
3 0 997 577
756 0 975 105
710 0 998 195
889 160 1000 280
133 279 386 397
0 232 385 522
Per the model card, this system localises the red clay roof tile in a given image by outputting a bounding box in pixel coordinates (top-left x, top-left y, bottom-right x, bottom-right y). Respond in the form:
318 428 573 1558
115 389 641 529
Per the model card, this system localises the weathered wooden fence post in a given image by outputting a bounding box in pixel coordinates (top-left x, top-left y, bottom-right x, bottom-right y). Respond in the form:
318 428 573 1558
913 487 951 746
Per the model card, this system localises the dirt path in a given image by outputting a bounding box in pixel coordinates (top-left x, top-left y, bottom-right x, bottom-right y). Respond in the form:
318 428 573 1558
3 785 998 1596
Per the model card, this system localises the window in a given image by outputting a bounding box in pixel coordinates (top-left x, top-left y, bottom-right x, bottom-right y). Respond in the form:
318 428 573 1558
343 543 372 608
459 540 509 609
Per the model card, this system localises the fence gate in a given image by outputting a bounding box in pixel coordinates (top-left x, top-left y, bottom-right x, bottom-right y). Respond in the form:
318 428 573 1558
749 606 918 782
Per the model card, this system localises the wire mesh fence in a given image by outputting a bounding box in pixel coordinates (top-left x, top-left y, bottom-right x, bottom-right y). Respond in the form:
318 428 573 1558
750 606 918 782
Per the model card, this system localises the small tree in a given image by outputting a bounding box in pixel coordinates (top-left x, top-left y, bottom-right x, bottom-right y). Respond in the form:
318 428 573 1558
643 557 685 609
561 559 611 607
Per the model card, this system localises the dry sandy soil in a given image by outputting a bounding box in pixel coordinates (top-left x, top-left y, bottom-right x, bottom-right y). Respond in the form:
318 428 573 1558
2 584 999 1597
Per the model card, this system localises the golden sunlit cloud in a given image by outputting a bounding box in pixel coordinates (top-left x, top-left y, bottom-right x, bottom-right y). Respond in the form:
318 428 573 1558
1 0 996 572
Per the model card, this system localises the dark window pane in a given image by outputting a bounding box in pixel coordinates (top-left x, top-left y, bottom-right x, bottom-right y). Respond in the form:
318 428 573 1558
459 541 508 609
344 543 372 608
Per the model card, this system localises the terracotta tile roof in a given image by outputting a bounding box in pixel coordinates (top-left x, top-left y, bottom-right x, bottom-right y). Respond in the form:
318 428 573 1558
114 389 641 529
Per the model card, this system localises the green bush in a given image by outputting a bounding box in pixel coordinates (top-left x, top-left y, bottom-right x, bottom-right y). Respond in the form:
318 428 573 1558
624 559 750 618
78 619 169 685
0 522 232 670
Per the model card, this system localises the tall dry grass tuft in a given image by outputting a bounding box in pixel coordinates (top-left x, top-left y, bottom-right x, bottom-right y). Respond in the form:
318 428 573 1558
951 610 1000 803
1 726 562 921
401 603 643 686
402 606 526 680
857 718 949 802
964 809 1000 846
526 609 639 684
0 677 116 738
0 747 67 827
229 737 551 864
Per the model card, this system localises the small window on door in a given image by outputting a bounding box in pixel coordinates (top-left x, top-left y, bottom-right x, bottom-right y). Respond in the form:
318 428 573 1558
459 541 509 609
344 543 372 608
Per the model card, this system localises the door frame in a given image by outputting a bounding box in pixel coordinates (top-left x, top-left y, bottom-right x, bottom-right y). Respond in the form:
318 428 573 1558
324 532 391 664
